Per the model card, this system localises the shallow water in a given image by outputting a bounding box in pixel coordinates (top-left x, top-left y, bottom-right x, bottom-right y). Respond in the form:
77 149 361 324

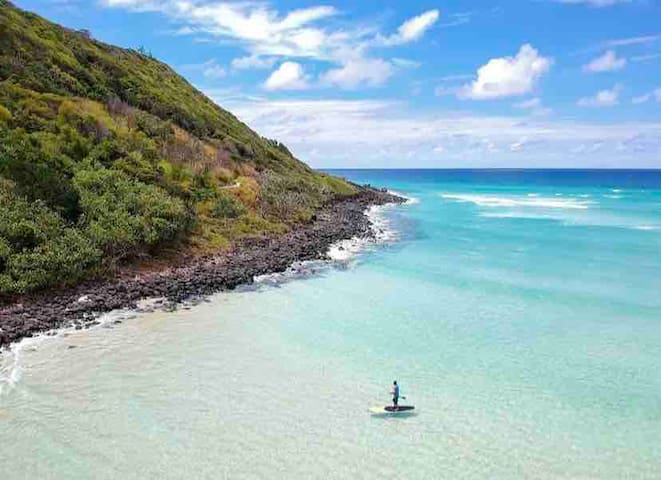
2 170 661 479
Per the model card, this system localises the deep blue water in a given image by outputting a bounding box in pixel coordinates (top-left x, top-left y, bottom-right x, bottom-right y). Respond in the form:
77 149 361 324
326 168 661 189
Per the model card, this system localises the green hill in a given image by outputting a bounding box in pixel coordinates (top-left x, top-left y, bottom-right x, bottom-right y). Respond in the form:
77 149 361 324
0 0 355 297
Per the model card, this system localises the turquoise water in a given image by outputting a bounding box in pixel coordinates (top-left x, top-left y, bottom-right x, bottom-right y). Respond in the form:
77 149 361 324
1 170 661 479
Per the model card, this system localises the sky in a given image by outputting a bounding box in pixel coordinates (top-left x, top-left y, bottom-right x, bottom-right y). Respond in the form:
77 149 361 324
14 0 661 168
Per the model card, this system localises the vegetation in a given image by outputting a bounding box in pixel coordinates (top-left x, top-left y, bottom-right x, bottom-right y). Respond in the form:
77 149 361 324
0 179 102 293
0 1 356 296
211 194 246 219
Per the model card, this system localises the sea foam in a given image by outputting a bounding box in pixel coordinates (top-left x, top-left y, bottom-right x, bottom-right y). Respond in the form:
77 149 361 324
326 203 399 261
250 200 406 288
389 189 420 205
440 193 591 209
0 306 145 395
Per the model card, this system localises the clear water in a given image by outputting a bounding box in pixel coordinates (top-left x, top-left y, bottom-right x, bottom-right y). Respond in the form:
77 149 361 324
2 169 661 479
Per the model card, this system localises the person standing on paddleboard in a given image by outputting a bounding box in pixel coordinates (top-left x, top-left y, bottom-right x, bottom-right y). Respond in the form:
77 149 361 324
391 381 400 409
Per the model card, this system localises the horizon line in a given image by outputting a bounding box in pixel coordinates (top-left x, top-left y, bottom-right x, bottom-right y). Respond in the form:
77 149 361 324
319 167 661 171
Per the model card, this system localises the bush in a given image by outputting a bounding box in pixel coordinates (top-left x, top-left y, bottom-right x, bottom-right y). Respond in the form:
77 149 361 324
212 194 245 219
0 127 81 220
0 104 10 123
5 228 102 293
0 181 101 294
259 171 327 222
113 150 159 183
73 167 192 263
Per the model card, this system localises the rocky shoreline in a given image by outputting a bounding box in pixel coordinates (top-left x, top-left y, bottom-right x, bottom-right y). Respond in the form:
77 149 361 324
0 188 405 349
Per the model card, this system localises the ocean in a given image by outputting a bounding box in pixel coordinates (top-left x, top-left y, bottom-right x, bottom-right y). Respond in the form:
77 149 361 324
1 169 660 479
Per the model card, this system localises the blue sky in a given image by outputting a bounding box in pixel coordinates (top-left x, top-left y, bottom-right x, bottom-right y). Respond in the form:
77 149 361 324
14 0 661 168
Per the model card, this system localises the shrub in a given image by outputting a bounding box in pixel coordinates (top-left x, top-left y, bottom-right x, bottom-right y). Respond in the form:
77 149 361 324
0 104 10 123
5 228 101 293
113 150 159 183
0 127 81 221
259 171 327 222
57 99 113 142
73 167 192 263
212 194 245 219
134 110 172 140
0 182 101 294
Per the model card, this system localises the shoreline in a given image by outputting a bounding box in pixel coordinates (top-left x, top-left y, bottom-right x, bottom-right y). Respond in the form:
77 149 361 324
0 188 405 350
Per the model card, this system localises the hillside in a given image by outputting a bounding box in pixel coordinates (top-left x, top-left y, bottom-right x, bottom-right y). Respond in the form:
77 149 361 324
0 0 356 297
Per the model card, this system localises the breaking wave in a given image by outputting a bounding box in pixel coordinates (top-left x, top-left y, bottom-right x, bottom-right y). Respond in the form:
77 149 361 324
0 308 138 396
254 201 407 287
440 193 591 210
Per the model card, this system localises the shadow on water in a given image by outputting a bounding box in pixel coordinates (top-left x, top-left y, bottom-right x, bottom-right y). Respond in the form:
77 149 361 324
369 412 418 420
368 408 418 419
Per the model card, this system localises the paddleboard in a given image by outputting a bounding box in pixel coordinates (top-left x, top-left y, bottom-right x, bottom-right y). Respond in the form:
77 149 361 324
369 405 415 414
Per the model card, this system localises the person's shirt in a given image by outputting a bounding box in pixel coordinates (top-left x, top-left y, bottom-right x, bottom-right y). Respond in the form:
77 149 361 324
394 385 400 397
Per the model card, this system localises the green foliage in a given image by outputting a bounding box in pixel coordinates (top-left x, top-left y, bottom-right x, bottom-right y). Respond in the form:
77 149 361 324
5 228 101 294
0 104 10 123
0 126 81 220
212 194 246 219
318 174 357 196
0 180 101 294
259 171 332 221
73 167 192 263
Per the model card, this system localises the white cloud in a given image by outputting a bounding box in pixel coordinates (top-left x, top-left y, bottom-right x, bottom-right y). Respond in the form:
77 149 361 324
231 55 277 70
577 84 623 107
102 2 440 90
632 88 661 104
101 0 156 9
434 85 460 97
632 94 650 104
439 11 473 28
459 44 553 100
392 58 422 69
631 53 661 63
102 1 339 59
513 97 553 116
579 35 661 56
179 59 226 80
203 63 226 79
433 74 472 96
583 50 626 72
554 0 633 7
215 96 661 168
320 58 393 89
514 98 541 109
603 35 661 47
263 62 309 91
382 10 440 45
173 26 195 35
509 138 527 152
438 74 474 82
